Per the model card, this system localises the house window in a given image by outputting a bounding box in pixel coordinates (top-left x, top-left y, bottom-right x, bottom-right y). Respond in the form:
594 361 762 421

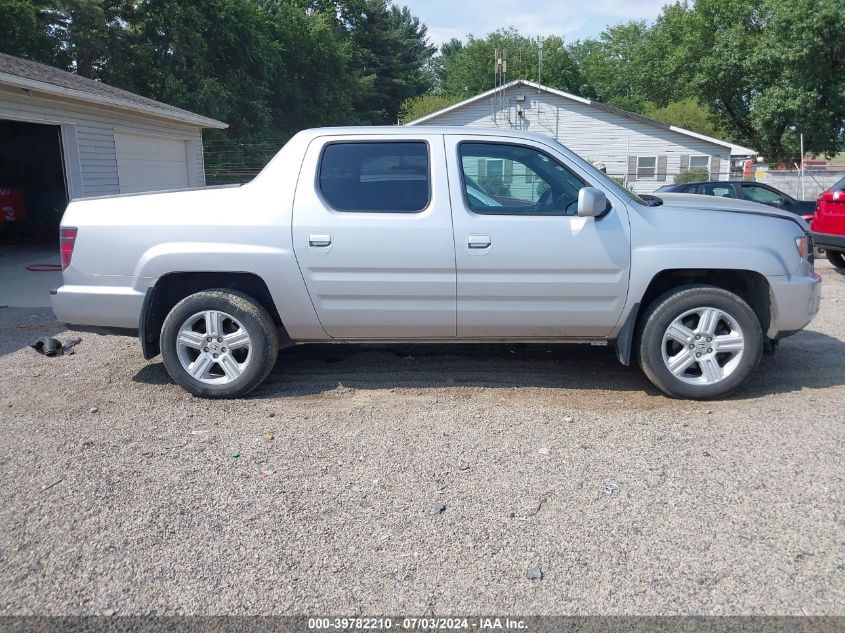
689 155 710 177
637 156 657 179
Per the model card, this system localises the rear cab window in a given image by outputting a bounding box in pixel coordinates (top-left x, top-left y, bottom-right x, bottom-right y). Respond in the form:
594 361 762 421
318 141 429 213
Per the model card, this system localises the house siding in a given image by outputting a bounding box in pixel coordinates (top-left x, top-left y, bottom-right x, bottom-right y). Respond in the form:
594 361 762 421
412 84 731 193
0 84 207 198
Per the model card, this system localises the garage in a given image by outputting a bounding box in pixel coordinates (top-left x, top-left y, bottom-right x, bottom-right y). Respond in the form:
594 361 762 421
0 52 227 308
0 120 68 241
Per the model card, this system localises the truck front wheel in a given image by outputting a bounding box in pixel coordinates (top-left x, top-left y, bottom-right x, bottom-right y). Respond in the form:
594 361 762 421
160 289 279 398
636 285 763 400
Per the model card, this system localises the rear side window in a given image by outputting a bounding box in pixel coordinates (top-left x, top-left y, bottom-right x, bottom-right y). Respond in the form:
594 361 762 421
318 142 429 213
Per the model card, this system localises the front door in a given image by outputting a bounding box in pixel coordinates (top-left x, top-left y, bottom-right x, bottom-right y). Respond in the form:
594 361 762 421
292 134 456 338
445 135 631 338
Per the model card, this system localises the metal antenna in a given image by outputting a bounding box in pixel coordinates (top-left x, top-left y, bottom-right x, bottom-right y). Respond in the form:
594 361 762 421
538 36 543 90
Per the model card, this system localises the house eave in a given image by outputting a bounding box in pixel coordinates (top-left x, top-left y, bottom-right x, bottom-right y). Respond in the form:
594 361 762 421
407 79 754 155
0 72 228 129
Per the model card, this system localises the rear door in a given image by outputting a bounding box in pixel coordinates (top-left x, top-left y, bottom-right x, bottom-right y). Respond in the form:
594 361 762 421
292 134 456 338
445 135 631 338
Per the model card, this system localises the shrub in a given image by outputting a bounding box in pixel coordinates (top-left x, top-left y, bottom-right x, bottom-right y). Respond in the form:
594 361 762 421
674 167 710 184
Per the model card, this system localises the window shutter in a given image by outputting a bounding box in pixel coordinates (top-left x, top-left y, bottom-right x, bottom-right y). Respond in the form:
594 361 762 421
627 156 637 181
477 158 487 177
504 159 513 184
679 154 690 173
656 155 667 181
710 156 721 180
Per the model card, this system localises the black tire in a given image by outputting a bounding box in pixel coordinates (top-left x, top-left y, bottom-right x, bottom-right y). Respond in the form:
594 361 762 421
160 289 279 398
826 249 845 269
636 285 763 400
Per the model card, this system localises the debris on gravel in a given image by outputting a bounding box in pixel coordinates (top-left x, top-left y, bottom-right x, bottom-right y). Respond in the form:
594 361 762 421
0 260 843 615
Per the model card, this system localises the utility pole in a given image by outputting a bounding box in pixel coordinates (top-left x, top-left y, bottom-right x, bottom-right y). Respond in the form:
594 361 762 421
800 133 805 200
537 36 543 90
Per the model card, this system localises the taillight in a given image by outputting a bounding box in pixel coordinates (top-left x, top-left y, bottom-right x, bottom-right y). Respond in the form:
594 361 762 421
59 227 77 271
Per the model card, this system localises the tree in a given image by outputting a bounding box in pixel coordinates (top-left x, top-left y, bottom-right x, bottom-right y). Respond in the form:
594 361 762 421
642 0 845 163
0 0 56 62
343 0 436 123
0 0 130 77
643 98 726 139
398 93 460 123
569 21 650 112
440 29 583 98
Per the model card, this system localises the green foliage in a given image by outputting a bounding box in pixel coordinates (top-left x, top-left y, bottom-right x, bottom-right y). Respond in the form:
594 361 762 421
674 168 711 184
639 0 845 163
399 94 461 123
568 21 650 112
643 98 725 139
440 28 583 97
4 0 844 177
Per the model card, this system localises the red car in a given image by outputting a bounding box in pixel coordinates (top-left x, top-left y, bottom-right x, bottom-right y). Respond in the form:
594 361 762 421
812 176 845 269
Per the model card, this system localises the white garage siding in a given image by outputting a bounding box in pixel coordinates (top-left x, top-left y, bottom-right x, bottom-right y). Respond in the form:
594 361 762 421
0 84 207 198
408 81 736 194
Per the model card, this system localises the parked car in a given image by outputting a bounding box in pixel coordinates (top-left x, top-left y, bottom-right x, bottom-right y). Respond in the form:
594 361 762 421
811 175 845 269
656 180 816 221
52 127 820 400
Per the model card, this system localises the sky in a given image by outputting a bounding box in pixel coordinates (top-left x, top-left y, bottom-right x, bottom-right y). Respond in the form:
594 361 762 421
398 0 668 46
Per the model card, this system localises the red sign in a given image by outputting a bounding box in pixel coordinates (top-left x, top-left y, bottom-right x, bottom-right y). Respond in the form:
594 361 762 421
0 187 26 223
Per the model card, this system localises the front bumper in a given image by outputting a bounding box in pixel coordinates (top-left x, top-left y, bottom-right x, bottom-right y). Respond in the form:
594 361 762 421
769 273 821 337
51 284 145 330
811 231 845 251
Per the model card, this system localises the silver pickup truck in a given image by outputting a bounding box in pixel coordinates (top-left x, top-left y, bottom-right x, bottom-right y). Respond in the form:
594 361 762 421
52 127 821 400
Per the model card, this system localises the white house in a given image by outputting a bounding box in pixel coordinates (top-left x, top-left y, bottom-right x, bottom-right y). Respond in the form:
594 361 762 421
407 79 755 194
0 52 226 240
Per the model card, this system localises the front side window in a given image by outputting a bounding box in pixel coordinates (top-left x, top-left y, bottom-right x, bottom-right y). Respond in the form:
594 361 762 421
741 184 782 206
637 156 657 179
459 143 585 216
319 141 429 212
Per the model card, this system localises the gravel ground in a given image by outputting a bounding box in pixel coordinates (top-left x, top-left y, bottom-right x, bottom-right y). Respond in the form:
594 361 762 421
1 261 843 616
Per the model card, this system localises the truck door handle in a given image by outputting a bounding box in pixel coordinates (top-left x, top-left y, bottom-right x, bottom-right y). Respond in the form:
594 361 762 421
467 234 492 249
308 234 332 247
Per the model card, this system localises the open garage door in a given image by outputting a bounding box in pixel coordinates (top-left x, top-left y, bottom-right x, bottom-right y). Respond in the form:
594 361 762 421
115 131 189 194
0 119 68 241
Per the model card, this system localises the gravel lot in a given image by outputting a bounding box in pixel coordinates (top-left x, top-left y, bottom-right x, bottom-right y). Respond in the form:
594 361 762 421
1 261 843 616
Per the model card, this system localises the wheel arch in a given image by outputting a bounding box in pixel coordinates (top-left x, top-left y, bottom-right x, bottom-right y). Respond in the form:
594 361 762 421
615 268 772 365
140 272 289 360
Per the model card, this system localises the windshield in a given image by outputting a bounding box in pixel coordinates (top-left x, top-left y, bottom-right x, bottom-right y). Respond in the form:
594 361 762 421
543 137 650 206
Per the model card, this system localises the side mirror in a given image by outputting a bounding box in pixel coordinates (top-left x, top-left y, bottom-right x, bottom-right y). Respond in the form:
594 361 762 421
577 187 607 217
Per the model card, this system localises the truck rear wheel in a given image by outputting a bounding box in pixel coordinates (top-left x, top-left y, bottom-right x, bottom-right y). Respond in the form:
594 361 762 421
160 289 279 398
826 249 845 269
636 285 763 400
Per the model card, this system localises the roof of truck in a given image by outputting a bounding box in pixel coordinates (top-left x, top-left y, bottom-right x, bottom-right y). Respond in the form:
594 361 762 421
297 126 568 144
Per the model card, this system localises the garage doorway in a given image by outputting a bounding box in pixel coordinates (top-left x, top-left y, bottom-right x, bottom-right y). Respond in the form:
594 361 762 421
0 119 68 243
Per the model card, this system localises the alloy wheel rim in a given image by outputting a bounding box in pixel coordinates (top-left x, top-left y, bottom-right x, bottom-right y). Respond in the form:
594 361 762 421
176 310 252 385
660 306 745 386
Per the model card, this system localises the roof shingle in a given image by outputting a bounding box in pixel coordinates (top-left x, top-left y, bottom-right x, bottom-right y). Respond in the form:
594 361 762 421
0 52 226 128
